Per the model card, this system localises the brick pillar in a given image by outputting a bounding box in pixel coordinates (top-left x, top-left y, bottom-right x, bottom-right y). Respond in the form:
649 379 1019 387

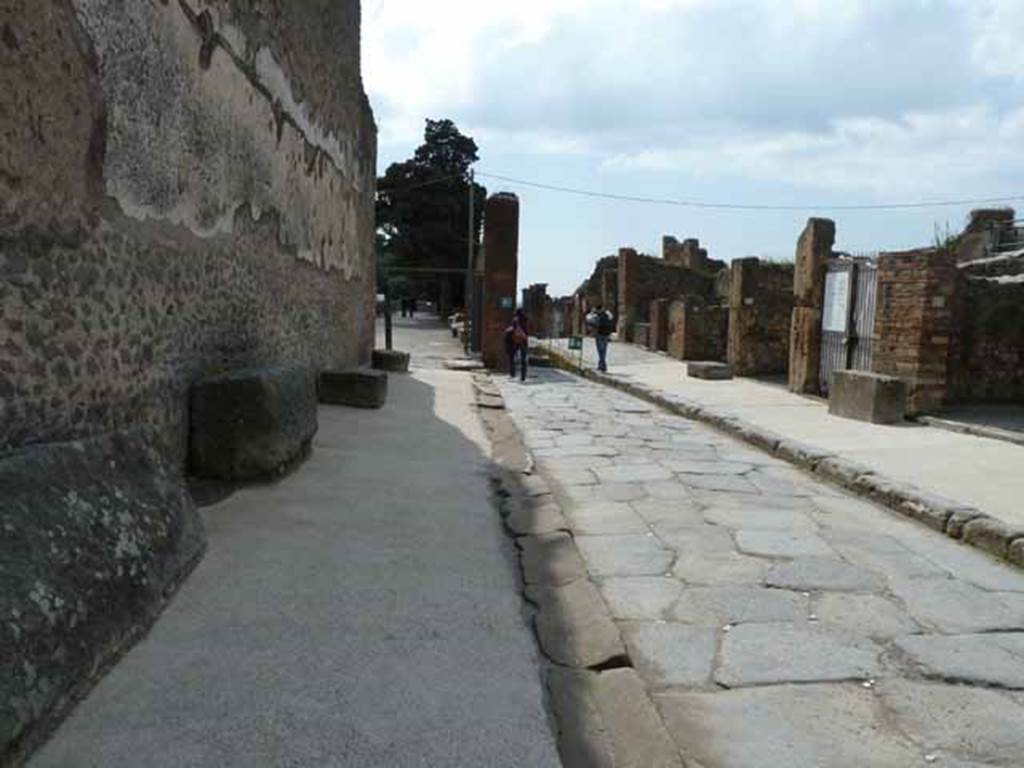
481 193 520 370
522 283 548 336
872 248 957 414
788 218 835 393
649 298 669 351
728 257 759 375
601 268 618 312
617 248 639 340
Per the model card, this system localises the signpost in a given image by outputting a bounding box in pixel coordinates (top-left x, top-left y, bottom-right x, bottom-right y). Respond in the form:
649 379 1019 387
568 335 584 371
823 270 851 333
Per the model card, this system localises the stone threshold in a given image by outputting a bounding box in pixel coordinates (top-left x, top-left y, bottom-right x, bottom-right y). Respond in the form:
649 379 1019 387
543 346 1024 572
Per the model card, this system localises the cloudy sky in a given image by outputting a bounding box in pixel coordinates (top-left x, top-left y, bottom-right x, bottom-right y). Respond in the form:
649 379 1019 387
363 0 1024 295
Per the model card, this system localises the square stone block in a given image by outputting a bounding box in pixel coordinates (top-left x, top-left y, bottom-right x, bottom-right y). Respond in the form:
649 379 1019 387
371 348 410 372
320 368 388 409
687 361 734 380
828 370 906 424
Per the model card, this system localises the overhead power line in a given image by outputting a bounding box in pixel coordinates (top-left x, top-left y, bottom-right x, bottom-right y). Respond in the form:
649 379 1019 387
475 171 1024 212
377 173 466 194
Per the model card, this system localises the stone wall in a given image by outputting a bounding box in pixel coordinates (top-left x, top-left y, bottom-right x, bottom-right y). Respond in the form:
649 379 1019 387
648 299 669 352
872 248 957 414
618 249 717 341
788 218 836 393
522 283 549 336
728 258 794 376
0 0 377 465
948 275 1024 403
667 297 728 362
663 235 726 274
481 193 520 369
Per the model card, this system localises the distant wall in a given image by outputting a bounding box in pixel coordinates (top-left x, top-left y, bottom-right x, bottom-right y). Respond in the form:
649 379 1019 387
948 276 1024 403
667 297 728 362
0 0 377 465
618 249 716 340
728 258 794 376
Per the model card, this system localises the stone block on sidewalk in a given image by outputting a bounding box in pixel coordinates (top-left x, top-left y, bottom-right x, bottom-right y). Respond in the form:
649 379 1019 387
962 517 1023 560
525 579 625 668
687 361 734 380
190 364 318 480
827 370 906 424
320 368 388 409
371 348 410 372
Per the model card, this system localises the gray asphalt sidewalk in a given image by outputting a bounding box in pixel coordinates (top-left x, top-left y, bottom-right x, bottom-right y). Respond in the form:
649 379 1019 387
32 317 559 767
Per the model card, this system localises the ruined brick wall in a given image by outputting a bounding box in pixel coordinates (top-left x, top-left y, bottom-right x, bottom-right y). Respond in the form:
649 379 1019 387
0 0 376 465
648 299 669 352
788 218 836 393
618 250 716 341
667 298 728 361
663 236 726 274
728 259 794 376
872 248 957 414
948 275 1024 403
522 283 549 336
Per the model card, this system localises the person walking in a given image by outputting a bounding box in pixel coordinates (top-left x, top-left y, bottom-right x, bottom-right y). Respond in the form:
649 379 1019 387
506 308 529 382
585 304 615 372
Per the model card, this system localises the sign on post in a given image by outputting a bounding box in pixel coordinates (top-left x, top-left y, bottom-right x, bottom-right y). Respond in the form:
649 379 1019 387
822 271 851 333
568 336 583 351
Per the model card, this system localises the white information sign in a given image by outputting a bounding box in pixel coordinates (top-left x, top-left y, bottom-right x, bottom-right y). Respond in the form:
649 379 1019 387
822 271 850 333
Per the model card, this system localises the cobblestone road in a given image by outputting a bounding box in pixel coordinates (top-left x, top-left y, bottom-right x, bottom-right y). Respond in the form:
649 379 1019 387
498 367 1024 768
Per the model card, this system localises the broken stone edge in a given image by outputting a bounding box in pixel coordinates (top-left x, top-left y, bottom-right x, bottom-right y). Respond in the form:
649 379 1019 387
472 375 683 767
544 346 1024 571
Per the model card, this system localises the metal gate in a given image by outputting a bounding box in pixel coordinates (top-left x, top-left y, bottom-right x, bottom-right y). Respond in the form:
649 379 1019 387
819 257 878 396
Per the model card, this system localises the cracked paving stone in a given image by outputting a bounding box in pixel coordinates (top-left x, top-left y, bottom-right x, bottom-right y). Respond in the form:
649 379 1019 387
526 579 625 668
655 683 924 768
814 593 922 638
715 622 882 686
518 532 586 587
642 481 693 501
888 577 1024 634
893 633 1024 689
735 529 836 559
660 459 754 475
597 463 676 484
630 499 704 532
598 577 683 620
821 529 945 581
659 524 737 557
674 552 767 587
702 505 817 532
566 501 650 535
677 473 759 494
574 534 675 577
620 622 717 688
746 467 817 497
764 557 885 592
547 469 598 487
563 482 648 504
670 585 808 626
895 529 1024 593
534 445 620 459
876 680 1024 766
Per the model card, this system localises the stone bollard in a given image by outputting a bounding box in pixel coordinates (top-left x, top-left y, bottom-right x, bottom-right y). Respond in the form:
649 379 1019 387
320 368 388 409
372 349 410 373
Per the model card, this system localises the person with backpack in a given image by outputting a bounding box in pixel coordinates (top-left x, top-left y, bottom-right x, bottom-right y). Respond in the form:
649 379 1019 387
585 304 615 372
505 308 529 382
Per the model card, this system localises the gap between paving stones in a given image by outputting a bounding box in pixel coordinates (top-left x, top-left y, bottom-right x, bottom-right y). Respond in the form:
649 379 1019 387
545 347 1024 572
471 373 685 767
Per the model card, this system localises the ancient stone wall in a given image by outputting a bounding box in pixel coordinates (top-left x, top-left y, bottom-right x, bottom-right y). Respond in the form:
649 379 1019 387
788 218 836 393
617 250 717 341
728 258 794 376
0 0 377 465
667 298 728 362
948 275 1024 403
648 299 669 352
872 248 957 414
522 283 549 336
662 235 726 274
481 193 519 369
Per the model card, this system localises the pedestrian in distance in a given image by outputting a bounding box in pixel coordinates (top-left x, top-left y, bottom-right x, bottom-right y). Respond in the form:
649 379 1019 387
585 304 615 372
505 308 529 382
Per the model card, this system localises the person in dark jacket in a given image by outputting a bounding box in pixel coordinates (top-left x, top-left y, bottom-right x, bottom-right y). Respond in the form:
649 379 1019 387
505 308 529 382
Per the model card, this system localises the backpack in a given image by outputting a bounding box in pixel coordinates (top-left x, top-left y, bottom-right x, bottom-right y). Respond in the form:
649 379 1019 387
512 324 528 346
596 311 614 336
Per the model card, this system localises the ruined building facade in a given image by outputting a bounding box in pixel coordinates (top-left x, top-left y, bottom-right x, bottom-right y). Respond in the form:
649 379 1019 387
0 0 377 466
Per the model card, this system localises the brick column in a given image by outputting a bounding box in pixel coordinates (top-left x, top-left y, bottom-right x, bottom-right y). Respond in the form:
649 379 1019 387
481 193 520 370
649 298 669 351
872 248 957 414
728 257 759 375
617 247 639 340
522 283 548 336
788 218 835 393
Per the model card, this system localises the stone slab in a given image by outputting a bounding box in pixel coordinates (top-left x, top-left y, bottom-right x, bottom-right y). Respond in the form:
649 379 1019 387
630 499 705 532
655 684 923 768
190 363 318 480
319 367 388 409
735 530 835 559
814 593 921 638
566 502 649 535
547 667 683 768
518 532 586 587
525 579 625 668
828 370 907 425
0 431 205 761
703 506 816 532
716 623 881 686
575 535 675 577
669 586 808 626
764 557 885 592
620 622 717 687
894 634 1024 688
673 552 767 587
597 578 683 620
687 361 733 380
888 576 1024 633
503 497 570 536
371 348 410 372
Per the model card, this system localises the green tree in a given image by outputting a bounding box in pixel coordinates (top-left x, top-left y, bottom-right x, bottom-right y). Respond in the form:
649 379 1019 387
376 119 486 312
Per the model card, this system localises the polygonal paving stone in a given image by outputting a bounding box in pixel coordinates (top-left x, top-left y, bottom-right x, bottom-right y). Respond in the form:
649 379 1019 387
620 622 717 688
599 463 676 484
888 577 1024 634
765 557 885 592
655 684 923 768
678 473 759 494
598 577 684 620
661 459 754 475
504 498 570 536
894 634 1024 688
735 530 836 559
575 534 675 577
518 532 586 587
564 482 648 504
566 501 650 535
716 623 882 686
876 680 1024 765
746 467 817 497
674 552 767 587
525 579 626 668
669 586 808 626
814 593 921 638
895 529 1024 593
703 506 817 532
821 529 944 580
630 499 705 532
660 525 737 557
548 469 599 487
643 481 694 501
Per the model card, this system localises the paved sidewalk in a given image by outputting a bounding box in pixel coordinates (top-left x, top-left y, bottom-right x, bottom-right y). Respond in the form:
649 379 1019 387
32 317 559 767
498 368 1024 767
542 337 1024 530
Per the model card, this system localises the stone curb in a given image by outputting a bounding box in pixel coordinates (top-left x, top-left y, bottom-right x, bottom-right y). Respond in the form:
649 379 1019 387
545 346 1024 571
